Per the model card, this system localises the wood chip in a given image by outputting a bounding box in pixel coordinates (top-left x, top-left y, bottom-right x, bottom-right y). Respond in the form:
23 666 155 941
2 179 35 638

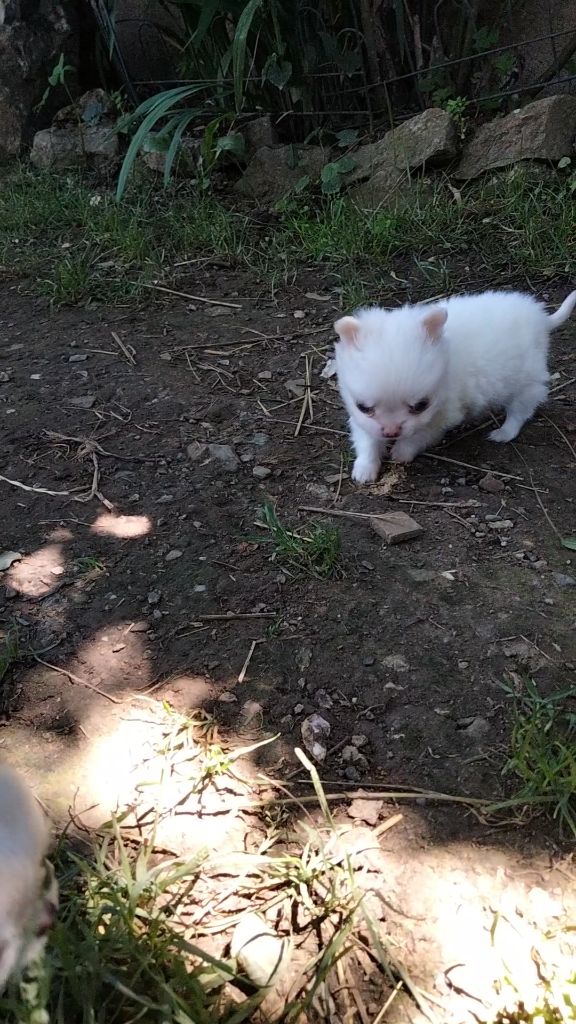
370 512 423 544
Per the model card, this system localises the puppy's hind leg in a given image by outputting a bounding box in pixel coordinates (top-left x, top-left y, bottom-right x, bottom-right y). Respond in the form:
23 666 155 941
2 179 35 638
489 381 548 443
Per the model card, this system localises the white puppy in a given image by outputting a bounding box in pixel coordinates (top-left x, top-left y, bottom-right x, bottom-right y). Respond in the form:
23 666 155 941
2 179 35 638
334 289 576 483
0 764 58 991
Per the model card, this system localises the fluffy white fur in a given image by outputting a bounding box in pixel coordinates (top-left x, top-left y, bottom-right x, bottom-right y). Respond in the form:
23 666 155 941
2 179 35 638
334 289 576 483
0 764 58 991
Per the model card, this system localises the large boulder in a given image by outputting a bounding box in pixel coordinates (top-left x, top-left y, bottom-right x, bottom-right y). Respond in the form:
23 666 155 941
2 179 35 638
235 144 327 202
0 2 77 163
455 95 576 179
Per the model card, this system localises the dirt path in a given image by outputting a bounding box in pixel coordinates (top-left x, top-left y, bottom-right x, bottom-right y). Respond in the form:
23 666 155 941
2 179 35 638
1 278 575 1021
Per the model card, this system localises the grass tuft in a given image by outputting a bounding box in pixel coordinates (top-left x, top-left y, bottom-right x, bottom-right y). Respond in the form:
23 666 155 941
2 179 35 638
258 503 341 578
497 677 576 837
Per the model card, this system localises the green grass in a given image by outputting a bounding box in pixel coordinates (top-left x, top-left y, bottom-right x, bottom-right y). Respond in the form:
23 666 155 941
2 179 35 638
258 502 341 579
0 163 575 306
495 677 576 837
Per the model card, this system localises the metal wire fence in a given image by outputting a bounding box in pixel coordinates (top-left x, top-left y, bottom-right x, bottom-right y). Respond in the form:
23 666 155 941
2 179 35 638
92 1 576 132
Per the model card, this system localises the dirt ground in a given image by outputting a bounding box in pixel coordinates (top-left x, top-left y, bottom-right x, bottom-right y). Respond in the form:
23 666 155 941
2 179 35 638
1 270 576 1022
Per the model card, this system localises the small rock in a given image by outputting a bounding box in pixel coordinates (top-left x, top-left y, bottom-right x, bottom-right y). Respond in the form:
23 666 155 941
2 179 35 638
68 353 88 363
320 358 336 379
488 519 514 531
68 395 96 409
147 591 161 606
241 700 263 724
194 584 206 593
461 716 490 740
0 551 22 571
351 734 368 748
130 620 150 632
348 795 383 826
219 691 238 703
187 441 207 461
553 572 576 589
159 352 172 361
301 713 330 762
314 688 333 709
363 655 375 667
230 912 291 988
285 378 305 398
296 647 312 672
381 654 409 672
253 465 271 480
165 549 183 561
208 443 240 471
204 305 235 317
479 473 505 494
370 512 423 545
293 703 304 715
345 766 362 782
249 432 270 446
257 370 272 380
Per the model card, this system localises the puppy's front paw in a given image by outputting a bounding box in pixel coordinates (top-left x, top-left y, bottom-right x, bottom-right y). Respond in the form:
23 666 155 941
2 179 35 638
390 439 418 463
352 457 380 484
488 425 514 443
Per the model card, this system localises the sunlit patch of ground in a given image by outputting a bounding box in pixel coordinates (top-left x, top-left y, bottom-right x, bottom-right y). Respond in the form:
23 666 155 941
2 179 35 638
1 678 575 1023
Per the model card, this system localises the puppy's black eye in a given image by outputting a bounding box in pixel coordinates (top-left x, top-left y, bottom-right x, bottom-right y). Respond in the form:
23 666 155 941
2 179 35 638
408 398 429 415
357 402 375 416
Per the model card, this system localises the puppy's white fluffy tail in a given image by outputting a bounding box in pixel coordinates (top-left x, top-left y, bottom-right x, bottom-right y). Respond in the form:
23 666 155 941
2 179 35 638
548 289 576 329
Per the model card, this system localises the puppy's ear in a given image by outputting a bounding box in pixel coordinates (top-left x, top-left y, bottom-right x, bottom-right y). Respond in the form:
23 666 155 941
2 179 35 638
334 316 360 346
421 307 447 343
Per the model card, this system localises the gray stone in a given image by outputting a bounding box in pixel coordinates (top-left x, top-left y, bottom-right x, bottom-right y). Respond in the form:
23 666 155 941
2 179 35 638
140 135 200 177
242 115 278 157
186 441 207 462
30 124 119 170
207 443 240 472
348 108 457 208
252 465 271 480
235 144 328 202
553 572 576 589
456 96 576 180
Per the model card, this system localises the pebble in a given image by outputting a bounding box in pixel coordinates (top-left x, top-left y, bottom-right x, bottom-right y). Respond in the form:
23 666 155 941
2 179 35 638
187 441 207 461
488 520 514 531
363 655 375 666
257 370 272 380
351 734 368 748
147 591 161 605
130 620 150 632
208 443 240 471
194 584 206 592
553 572 576 588
165 549 183 561
68 353 88 362
479 473 505 494
345 766 362 782
253 465 271 480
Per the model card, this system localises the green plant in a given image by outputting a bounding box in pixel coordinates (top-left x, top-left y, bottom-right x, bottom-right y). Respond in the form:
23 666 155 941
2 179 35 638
320 155 357 195
494 677 576 837
258 503 341 578
36 53 75 113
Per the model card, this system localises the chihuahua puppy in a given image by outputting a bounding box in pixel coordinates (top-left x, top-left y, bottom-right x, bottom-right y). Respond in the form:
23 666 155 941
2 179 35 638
0 764 58 992
334 289 576 483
